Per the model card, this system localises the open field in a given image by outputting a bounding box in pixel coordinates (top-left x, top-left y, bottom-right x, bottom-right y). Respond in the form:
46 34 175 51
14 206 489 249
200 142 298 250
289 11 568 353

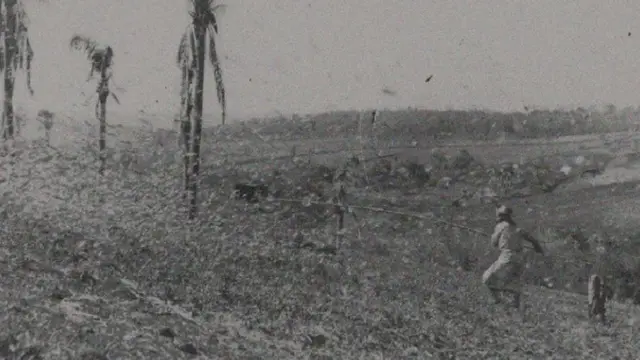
3 110 640 358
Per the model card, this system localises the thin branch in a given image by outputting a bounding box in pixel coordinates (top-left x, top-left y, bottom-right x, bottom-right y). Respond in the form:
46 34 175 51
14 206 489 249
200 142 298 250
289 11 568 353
268 196 486 236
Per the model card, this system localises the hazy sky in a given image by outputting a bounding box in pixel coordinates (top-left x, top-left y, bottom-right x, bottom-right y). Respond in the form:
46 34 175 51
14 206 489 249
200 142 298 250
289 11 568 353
17 0 640 126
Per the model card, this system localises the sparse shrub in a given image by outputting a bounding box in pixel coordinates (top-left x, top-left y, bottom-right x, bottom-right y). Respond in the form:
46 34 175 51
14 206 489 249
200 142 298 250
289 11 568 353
451 149 475 170
36 109 54 145
429 148 449 170
399 160 430 185
559 227 591 252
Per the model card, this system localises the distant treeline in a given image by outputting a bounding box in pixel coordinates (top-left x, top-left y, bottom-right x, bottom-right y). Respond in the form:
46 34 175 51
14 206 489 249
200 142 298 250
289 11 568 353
234 105 640 142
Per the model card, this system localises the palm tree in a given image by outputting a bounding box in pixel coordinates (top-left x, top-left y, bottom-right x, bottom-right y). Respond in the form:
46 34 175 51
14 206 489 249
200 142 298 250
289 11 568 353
0 0 34 140
177 0 226 219
69 35 120 175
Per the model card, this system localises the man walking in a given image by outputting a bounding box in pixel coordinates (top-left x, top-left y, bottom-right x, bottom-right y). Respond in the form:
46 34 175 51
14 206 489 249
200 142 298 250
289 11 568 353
482 205 545 311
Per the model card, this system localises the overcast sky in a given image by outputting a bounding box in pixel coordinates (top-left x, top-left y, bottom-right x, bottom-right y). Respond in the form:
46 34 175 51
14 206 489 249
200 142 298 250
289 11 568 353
17 0 640 127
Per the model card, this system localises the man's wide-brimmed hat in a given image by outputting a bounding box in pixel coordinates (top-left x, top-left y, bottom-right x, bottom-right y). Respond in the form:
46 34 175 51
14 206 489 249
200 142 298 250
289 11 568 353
496 205 513 217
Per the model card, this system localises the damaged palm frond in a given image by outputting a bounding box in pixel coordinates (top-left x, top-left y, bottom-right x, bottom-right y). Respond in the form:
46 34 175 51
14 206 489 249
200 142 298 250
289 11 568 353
208 24 225 125
69 34 101 59
180 1 226 126
69 34 113 81
110 92 120 105
177 25 196 68
187 0 227 30
177 25 196 123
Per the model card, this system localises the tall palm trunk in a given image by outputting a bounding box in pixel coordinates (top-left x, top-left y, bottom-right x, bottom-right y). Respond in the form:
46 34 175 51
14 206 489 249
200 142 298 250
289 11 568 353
3 0 16 140
187 14 207 220
98 97 106 175
182 107 191 201
181 67 193 202
97 63 109 175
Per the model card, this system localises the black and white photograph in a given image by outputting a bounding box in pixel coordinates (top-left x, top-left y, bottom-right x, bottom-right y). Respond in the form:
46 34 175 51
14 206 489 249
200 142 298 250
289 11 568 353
0 0 640 358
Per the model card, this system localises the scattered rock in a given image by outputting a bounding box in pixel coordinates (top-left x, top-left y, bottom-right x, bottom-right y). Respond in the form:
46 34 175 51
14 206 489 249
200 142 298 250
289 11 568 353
299 241 316 250
0 248 10 263
315 244 338 255
159 327 176 339
543 277 555 289
0 335 18 358
397 166 410 179
20 256 65 276
292 231 305 246
50 288 73 301
437 176 452 189
403 346 420 356
79 270 99 286
311 165 336 183
79 350 110 360
233 182 270 203
475 187 498 203
178 343 198 355
305 333 328 349
15 345 43 360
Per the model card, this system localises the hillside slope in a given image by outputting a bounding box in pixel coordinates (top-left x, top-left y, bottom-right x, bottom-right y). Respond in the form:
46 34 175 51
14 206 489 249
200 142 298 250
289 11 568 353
1 232 638 359
2 122 640 359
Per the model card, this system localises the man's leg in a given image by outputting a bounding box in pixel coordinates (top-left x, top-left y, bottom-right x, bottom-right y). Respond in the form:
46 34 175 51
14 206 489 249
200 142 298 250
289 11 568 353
512 291 521 309
506 264 524 311
483 259 510 305
599 298 607 324
487 286 502 304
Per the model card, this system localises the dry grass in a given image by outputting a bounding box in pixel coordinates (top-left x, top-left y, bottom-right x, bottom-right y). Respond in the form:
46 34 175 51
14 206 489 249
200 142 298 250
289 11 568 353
1 113 640 359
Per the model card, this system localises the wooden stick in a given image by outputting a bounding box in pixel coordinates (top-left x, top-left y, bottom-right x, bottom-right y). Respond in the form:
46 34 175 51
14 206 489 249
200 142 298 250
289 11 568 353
269 197 553 252
270 196 490 236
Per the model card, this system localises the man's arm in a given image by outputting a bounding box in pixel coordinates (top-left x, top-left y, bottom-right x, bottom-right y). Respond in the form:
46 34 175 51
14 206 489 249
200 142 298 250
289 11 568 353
519 229 544 254
490 223 505 248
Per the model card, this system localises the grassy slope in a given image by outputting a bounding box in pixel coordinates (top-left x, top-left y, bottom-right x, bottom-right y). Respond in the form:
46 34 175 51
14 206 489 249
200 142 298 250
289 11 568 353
2 216 639 359
2 113 640 358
